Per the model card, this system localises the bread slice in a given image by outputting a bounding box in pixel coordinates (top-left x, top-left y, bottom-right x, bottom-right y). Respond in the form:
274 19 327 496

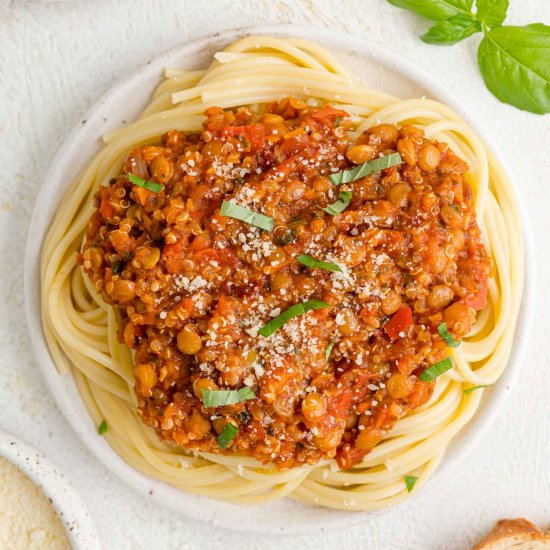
472 519 550 549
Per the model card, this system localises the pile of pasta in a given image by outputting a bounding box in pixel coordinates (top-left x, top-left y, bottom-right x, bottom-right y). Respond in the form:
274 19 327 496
41 35 523 510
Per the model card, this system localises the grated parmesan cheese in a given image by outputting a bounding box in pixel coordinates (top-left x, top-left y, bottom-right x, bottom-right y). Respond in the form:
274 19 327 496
0 457 70 549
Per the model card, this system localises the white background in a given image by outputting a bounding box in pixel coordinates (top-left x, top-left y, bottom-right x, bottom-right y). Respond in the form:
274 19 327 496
1 1 550 549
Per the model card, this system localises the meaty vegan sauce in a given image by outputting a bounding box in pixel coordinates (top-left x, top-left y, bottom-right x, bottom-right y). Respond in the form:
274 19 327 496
80 98 490 469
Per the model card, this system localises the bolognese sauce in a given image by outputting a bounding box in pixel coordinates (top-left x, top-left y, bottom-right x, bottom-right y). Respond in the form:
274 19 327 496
79 98 490 469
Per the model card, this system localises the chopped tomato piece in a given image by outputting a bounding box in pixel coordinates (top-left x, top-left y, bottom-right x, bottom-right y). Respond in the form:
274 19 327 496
462 278 488 310
384 306 413 340
163 240 188 273
309 107 348 121
99 197 114 219
220 123 266 150
336 443 367 469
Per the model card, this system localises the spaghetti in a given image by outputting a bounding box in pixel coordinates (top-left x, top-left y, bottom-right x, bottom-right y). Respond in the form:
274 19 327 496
41 36 523 511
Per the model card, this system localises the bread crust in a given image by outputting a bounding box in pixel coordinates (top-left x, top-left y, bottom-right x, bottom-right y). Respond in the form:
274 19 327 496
472 518 547 549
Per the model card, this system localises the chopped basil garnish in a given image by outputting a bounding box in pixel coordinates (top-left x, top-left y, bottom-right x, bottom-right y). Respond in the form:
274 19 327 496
438 322 460 348
321 191 352 215
463 384 491 395
216 423 238 449
128 173 163 193
220 200 274 231
325 340 336 365
258 300 331 337
404 475 418 493
98 420 108 435
297 254 342 272
419 357 453 382
201 387 256 408
329 153 403 185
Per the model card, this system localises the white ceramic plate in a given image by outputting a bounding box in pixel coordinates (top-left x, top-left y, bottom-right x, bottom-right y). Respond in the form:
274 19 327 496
24 24 533 535
0 430 99 549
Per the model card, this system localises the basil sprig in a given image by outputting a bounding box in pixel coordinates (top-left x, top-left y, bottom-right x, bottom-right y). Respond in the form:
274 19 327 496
386 0 550 114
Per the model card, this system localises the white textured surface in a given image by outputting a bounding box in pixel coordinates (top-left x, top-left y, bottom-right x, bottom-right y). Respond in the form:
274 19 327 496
1 1 549 549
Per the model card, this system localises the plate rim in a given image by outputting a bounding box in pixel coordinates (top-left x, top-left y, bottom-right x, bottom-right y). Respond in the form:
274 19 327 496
24 23 535 536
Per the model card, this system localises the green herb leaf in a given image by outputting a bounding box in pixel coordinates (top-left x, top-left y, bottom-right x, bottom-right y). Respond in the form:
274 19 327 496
297 254 342 272
387 0 473 21
201 387 256 407
438 322 460 348
325 340 337 365
419 357 453 381
98 420 108 435
478 24 550 114
258 300 331 338
321 191 352 215
475 0 508 29
404 475 419 492
463 384 491 394
216 423 238 449
128 173 163 193
422 14 481 45
220 200 275 231
329 153 402 185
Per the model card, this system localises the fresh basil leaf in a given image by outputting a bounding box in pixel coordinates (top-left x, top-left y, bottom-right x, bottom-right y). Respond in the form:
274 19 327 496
463 384 491 394
220 200 275 231
422 14 481 44
478 24 550 114
216 423 238 448
475 0 508 29
321 191 352 215
419 357 453 381
128 173 163 193
258 300 331 337
98 420 108 435
438 322 460 348
404 475 419 492
201 387 256 408
297 254 342 272
325 340 336 365
330 153 402 185
387 0 474 21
